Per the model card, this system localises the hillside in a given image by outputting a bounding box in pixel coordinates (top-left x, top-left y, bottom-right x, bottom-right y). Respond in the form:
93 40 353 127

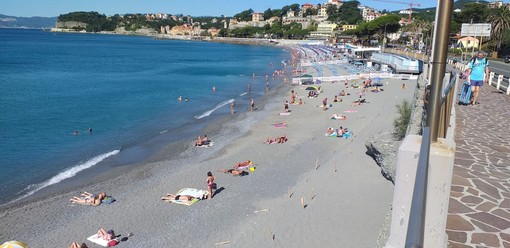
0 14 57 29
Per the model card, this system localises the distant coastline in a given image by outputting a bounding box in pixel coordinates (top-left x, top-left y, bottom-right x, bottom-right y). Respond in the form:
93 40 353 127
50 28 317 47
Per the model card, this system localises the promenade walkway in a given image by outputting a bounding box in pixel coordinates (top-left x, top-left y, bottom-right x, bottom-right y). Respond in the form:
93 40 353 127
446 80 510 247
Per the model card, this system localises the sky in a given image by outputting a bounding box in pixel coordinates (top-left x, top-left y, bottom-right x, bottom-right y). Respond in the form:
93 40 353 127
0 0 494 18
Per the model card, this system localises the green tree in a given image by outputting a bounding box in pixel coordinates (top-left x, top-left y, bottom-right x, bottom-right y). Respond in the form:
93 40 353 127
456 3 489 24
264 8 273 20
487 6 510 52
234 9 254 22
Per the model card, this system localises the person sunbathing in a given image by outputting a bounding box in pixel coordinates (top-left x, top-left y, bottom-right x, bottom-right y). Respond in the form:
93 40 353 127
96 228 115 241
234 160 252 169
339 90 346 96
351 97 366 106
218 168 248 176
276 135 288 143
194 136 203 146
160 194 195 202
331 114 347 120
265 136 287 144
202 135 210 145
333 95 342 102
70 192 106 206
68 242 88 248
326 127 335 135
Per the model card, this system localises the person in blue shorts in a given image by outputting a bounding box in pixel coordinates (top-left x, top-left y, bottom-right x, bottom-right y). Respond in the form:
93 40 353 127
466 51 490 106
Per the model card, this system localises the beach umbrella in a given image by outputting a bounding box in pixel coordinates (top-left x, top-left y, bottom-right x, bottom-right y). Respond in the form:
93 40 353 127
305 86 318 91
0 241 28 248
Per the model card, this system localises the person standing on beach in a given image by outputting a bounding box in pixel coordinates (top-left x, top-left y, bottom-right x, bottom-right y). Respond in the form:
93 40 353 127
284 100 289 112
206 172 215 199
250 98 255 111
266 81 269 91
322 98 328 110
467 51 490 106
230 101 235 114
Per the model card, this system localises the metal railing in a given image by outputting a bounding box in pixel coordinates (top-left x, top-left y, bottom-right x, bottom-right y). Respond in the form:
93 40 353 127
405 127 431 248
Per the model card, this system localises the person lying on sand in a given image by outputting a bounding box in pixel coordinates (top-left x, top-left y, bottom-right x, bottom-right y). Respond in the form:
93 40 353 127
326 127 336 136
234 160 253 169
194 136 203 146
68 242 88 248
351 96 367 106
70 192 106 206
264 136 288 144
218 168 248 176
331 114 347 120
161 194 196 202
96 228 115 241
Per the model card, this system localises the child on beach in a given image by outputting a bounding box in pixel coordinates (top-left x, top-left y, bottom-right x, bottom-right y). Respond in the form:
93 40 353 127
206 172 215 199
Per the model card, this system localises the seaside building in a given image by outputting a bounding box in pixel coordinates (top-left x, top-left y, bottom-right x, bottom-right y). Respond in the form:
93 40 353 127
252 13 264 22
318 6 328 17
326 0 343 7
399 9 412 15
169 24 193 35
456 36 480 49
360 6 381 22
282 16 312 29
207 27 220 37
302 3 315 11
487 0 504 8
341 24 358 31
309 21 337 37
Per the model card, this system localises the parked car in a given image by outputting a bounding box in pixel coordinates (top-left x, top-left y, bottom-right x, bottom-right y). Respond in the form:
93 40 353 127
505 55 510 63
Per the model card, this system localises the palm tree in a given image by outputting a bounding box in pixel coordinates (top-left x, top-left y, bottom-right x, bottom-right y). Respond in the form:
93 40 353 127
487 6 510 52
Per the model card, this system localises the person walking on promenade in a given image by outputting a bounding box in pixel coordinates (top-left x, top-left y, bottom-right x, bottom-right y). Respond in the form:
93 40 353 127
206 171 215 199
466 51 490 106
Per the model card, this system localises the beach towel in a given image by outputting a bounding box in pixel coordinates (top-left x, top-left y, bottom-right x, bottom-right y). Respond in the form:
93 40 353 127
325 132 338 137
273 123 287 128
279 112 291 116
165 188 209 206
87 234 109 247
342 131 352 139
196 142 214 148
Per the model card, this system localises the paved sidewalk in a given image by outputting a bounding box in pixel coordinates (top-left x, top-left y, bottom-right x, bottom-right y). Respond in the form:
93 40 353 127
446 82 510 247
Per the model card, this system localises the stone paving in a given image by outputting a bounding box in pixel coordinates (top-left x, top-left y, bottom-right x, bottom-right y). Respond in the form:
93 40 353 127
446 82 510 247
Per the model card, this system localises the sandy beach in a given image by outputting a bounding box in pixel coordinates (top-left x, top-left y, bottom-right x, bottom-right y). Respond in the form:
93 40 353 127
0 49 417 247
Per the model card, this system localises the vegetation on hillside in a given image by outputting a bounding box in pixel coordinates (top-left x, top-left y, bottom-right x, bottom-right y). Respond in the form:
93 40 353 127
58 12 180 32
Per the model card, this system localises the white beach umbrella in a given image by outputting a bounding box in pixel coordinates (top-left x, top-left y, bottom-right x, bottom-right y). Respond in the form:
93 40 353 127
0 241 28 248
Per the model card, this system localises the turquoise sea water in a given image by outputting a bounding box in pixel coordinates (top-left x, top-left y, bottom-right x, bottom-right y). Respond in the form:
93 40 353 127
0 29 289 204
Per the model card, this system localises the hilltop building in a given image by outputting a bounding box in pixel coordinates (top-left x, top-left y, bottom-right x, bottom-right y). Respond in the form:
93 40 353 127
310 21 337 37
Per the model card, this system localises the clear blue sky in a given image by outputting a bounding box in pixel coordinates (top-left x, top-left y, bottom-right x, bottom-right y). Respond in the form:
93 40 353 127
0 0 487 18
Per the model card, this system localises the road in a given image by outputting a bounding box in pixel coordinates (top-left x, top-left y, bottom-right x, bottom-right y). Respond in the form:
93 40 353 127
488 60 510 79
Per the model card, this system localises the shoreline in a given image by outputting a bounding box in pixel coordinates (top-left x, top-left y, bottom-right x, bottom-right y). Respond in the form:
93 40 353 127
49 28 316 47
0 44 416 247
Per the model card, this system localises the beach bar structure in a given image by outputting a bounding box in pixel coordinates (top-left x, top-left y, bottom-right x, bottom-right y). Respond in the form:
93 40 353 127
371 53 424 74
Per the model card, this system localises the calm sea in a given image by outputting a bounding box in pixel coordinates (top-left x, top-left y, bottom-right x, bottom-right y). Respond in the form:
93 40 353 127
0 29 289 204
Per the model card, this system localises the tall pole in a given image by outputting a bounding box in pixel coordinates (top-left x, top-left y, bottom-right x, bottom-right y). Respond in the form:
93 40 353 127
427 0 453 142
